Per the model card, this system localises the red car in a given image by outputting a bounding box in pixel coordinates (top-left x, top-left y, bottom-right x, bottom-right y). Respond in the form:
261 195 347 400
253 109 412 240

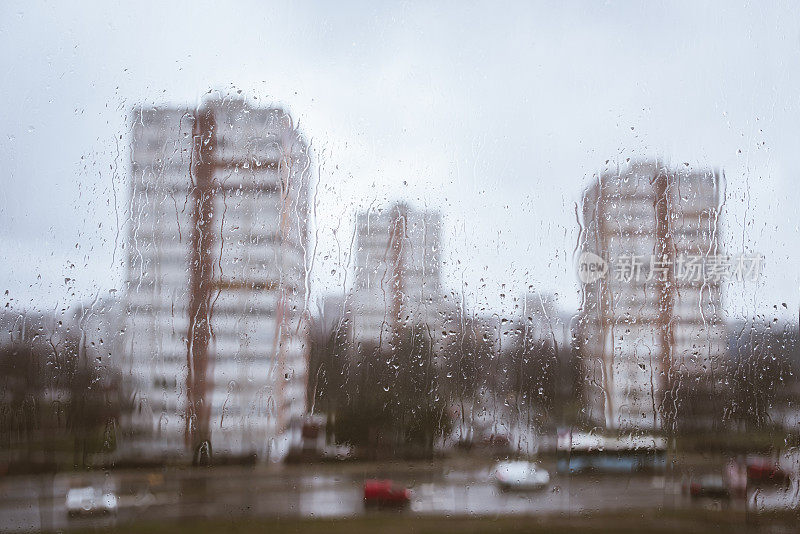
363 479 411 508
746 457 790 486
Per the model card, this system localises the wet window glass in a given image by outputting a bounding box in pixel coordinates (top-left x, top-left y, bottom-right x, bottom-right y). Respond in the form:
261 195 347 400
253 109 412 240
1 2 799 532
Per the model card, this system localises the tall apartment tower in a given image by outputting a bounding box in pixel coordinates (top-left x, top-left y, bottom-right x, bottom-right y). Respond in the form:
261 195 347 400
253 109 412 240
349 203 442 352
577 160 726 431
123 98 311 460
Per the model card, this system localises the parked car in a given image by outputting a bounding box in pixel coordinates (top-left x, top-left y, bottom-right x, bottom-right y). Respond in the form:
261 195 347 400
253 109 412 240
746 457 790 487
484 433 511 447
66 486 118 517
687 475 730 500
492 460 550 491
363 479 411 508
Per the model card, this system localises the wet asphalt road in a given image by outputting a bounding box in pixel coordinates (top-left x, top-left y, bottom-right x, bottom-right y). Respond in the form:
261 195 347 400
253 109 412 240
0 462 786 532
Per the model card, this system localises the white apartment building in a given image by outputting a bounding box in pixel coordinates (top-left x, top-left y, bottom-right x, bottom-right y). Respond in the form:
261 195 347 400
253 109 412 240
349 203 442 353
122 98 310 460
578 160 726 430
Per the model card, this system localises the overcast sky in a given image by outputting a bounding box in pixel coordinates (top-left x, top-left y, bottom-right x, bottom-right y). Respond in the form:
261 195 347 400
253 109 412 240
1 1 799 322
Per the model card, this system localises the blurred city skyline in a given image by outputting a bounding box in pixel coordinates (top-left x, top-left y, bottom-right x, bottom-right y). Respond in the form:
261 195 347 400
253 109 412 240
3 4 800 529
1 1 799 320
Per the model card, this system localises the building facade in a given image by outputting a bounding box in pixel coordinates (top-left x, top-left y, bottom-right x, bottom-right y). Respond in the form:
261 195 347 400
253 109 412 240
349 203 442 354
578 160 726 431
123 98 311 459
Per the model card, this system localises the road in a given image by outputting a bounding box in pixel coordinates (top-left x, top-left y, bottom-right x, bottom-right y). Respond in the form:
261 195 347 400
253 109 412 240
0 462 791 532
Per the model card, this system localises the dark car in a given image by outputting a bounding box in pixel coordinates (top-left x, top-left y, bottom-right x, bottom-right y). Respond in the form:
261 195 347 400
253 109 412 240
688 475 730 500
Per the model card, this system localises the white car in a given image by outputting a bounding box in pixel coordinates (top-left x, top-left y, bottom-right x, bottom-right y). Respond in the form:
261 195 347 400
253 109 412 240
492 460 550 491
66 487 118 517
748 483 800 513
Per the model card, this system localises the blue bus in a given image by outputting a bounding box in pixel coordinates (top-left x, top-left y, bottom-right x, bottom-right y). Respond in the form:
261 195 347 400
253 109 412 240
556 431 667 474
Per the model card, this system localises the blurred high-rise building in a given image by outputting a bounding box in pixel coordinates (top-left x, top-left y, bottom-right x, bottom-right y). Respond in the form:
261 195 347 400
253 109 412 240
122 98 311 460
519 292 564 347
577 160 726 431
349 203 442 353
